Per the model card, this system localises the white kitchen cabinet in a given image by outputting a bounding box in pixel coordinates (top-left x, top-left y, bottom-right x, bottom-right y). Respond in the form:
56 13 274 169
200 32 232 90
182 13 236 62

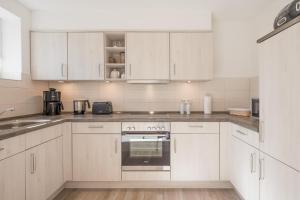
68 32 105 80
259 23 300 171
31 32 68 80
259 152 300 200
230 135 259 200
73 133 121 181
170 33 213 81
26 137 63 200
171 133 219 181
126 32 170 81
0 152 25 200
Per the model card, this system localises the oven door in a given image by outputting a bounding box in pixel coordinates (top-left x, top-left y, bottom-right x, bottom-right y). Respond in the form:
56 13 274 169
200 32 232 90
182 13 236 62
122 132 170 171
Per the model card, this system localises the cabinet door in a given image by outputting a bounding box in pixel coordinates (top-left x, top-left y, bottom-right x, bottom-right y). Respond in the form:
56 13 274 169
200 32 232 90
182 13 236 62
31 32 68 80
26 137 63 200
259 23 300 171
260 152 300 200
170 33 213 80
230 136 259 200
68 32 104 80
0 152 25 200
171 134 219 181
73 134 121 181
127 32 170 80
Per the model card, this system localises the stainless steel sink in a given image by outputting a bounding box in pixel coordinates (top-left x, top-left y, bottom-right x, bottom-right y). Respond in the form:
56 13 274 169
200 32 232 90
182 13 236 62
0 119 51 131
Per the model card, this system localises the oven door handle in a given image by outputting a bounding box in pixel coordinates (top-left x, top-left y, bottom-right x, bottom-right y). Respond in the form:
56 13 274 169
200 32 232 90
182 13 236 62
128 137 168 142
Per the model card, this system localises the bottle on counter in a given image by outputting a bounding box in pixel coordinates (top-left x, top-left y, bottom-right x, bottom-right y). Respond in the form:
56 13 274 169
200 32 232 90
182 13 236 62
180 100 185 115
185 100 191 115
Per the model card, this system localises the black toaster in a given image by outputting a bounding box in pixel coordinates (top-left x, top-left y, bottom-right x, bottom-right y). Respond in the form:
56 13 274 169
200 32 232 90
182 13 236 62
92 102 113 115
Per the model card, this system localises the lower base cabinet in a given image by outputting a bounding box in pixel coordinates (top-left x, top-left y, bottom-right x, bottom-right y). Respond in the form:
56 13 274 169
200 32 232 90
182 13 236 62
171 134 219 181
0 152 26 200
259 152 300 200
72 134 121 181
230 136 259 200
26 137 63 200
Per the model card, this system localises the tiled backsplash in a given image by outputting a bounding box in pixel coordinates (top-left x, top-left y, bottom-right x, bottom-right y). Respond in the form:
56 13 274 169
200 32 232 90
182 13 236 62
0 74 48 119
49 77 258 112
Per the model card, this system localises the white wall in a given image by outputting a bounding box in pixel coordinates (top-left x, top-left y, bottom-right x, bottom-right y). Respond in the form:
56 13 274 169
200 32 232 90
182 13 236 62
0 0 48 118
213 19 258 78
31 10 212 31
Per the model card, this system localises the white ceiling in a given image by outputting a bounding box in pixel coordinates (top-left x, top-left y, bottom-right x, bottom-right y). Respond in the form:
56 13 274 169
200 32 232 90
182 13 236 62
18 0 273 20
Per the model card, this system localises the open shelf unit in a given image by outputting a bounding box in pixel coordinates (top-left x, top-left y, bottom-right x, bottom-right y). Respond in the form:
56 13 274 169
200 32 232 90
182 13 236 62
104 32 126 81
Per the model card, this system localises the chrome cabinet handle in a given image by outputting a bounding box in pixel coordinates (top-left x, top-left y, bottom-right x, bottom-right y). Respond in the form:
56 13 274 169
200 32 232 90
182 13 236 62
259 158 265 180
237 130 247 136
259 121 265 143
174 138 177 154
0 147 4 152
61 64 64 77
99 64 101 77
114 138 118 154
88 125 104 129
189 125 204 128
129 64 132 77
30 153 35 174
173 64 176 75
251 153 256 173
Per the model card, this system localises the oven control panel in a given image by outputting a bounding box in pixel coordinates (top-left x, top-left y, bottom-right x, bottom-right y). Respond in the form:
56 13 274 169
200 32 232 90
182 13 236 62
122 122 171 132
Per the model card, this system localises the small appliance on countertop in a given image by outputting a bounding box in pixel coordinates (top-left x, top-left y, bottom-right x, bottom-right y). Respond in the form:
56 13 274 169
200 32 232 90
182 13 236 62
92 102 113 115
43 88 64 115
73 100 91 115
251 98 259 118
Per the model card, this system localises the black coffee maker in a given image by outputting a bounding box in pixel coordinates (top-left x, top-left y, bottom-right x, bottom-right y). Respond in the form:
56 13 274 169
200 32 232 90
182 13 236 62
43 88 64 115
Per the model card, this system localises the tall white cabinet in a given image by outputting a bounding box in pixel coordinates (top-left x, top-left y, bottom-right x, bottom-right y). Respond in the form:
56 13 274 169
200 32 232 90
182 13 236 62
258 22 300 200
170 33 213 81
31 32 68 80
126 32 170 81
259 23 300 172
68 32 105 80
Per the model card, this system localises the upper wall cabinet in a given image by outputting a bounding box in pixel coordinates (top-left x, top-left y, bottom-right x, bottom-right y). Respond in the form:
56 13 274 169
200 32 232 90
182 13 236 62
170 33 213 81
31 32 68 80
68 33 104 80
126 32 170 81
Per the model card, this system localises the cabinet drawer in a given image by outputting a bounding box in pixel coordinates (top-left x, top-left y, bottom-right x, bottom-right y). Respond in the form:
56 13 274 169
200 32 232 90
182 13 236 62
26 125 62 149
0 135 26 161
72 122 121 134
171 122 219 134
122 171 170 181
232 124 259 148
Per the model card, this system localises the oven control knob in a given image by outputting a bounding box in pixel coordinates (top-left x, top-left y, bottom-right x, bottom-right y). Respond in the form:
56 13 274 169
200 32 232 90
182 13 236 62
127 127 131 131
147 126 151 131
157 127 161 131
152 127 156 131
131 126 136 131
161 127 165 131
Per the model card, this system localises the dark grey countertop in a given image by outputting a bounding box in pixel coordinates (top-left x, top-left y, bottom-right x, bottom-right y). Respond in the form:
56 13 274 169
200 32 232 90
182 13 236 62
0 112 259 140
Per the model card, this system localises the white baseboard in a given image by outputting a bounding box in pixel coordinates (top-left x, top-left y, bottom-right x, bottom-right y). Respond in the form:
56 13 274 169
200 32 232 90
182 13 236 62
64 181 233 189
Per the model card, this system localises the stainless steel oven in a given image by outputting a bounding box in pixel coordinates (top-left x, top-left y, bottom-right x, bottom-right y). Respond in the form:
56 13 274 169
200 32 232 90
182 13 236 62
121 122 170 171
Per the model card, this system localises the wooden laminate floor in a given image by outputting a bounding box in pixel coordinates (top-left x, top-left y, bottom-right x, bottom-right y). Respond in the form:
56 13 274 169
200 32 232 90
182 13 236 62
54 189 241 200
